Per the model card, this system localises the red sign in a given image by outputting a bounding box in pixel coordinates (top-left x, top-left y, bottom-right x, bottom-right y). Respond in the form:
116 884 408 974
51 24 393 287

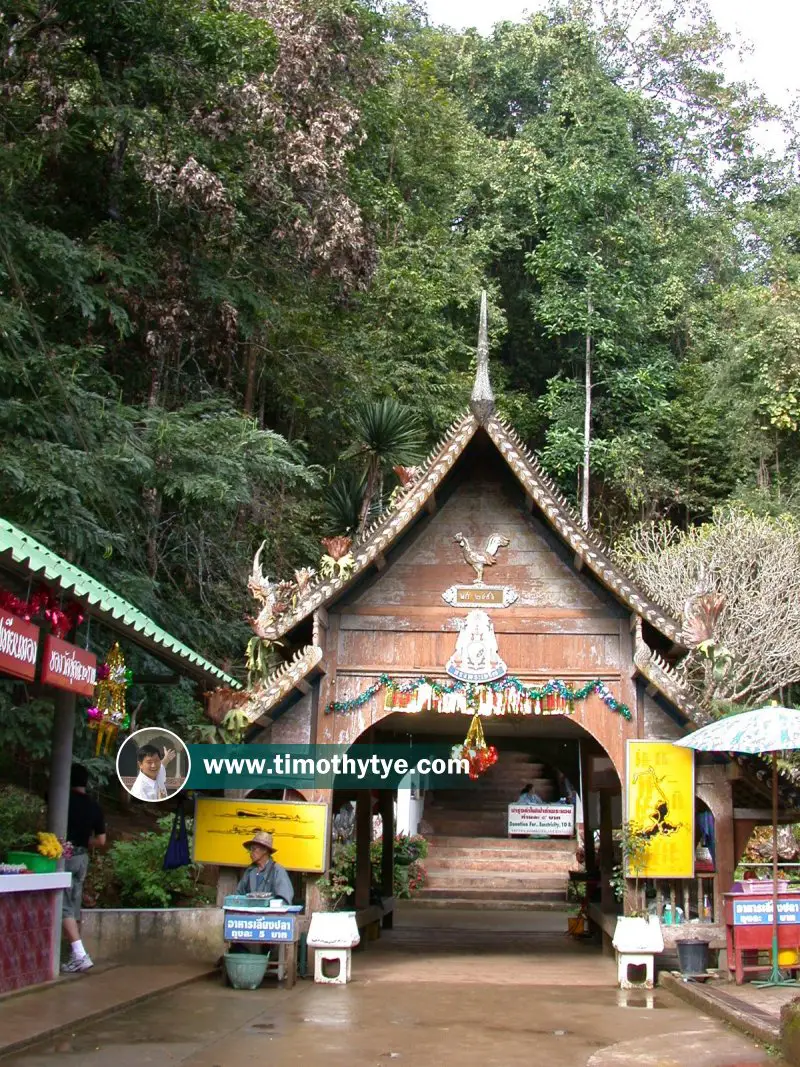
40 635 97 696
0 612 39 681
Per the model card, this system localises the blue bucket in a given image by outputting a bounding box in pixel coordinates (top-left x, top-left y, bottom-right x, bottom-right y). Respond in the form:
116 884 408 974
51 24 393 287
224 953 269 989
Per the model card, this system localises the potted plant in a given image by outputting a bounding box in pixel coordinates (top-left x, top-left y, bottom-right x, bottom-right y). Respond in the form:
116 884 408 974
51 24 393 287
566 873 589 936
612 822 663 954
7 832 71 873
309 846 360 949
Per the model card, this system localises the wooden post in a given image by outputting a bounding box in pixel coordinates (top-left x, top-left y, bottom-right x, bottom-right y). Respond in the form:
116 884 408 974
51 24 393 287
47 690 76 841
355 791 373 911
378 789 395 929
580 741 595 872
599 791 615 914
216 868 238 907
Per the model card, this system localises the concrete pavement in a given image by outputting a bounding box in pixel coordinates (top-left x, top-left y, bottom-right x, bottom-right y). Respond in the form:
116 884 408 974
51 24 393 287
0 907 786 1066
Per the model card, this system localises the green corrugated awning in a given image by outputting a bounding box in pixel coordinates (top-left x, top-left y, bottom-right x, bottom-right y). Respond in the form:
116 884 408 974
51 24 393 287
0 518 242 689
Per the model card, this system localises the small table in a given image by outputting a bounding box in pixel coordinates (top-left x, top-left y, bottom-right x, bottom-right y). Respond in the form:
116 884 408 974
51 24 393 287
222 897 303 989
724 890 800 984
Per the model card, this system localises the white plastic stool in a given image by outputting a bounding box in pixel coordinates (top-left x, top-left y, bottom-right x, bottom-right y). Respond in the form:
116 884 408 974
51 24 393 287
314 947 351 984
616 951 655 989
612 916 663 991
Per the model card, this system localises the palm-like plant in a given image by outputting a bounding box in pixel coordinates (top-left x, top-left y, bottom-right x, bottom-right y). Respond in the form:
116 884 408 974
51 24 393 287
321 470 368 536
342 399 427 536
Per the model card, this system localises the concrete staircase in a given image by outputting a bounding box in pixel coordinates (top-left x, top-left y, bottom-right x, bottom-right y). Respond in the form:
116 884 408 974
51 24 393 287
415 750 576 910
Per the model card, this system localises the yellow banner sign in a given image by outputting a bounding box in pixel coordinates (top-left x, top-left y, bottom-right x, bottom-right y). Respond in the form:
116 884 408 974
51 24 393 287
192 797 329 873
626 740 695 878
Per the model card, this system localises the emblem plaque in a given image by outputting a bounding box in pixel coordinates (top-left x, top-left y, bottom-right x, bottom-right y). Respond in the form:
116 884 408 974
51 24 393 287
446 610 508 683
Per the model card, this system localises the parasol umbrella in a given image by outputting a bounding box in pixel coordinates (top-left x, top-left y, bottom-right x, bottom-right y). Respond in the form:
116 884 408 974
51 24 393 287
674 704 800 987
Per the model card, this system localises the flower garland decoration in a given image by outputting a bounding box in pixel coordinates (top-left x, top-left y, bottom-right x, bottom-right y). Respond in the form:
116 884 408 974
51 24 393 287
86 642 132 754
325 673 632 720
0 585 84 639
451 714 498 780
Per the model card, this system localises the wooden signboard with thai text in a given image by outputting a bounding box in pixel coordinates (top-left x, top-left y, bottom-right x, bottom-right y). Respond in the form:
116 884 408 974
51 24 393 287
39 635 97 696
0 612 39 681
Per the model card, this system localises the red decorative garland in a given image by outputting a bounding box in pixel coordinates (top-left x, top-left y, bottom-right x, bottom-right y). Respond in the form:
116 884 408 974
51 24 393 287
0 584 84 640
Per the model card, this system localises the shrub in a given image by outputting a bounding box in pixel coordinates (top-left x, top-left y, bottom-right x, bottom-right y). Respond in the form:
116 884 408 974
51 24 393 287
317 833 428 908
0 785 46 856
104 816 212 909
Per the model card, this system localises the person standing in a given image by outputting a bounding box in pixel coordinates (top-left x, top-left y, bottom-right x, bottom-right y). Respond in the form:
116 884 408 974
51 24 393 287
62 765 106 973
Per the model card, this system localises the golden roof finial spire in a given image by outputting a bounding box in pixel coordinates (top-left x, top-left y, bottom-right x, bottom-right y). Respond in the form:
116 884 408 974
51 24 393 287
470 290 495 424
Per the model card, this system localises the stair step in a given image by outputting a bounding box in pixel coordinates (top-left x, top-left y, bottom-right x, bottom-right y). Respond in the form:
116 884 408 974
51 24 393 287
425 871 567 890
426 835 575 851
415 887 566 902
427 821 528 836
425 855 572 873
404 898 567 911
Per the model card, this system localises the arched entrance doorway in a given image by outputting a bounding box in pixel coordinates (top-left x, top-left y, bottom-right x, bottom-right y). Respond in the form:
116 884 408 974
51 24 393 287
329 709 623 962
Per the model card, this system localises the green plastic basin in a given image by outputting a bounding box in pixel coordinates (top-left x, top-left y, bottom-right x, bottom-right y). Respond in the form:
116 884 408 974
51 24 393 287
223 953 269 989
6 852 58 873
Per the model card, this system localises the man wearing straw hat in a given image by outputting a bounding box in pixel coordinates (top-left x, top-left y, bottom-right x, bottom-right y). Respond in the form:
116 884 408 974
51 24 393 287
235 831 294 903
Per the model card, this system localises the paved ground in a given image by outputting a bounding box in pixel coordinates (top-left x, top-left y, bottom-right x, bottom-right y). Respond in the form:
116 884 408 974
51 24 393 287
0 963 213 1057
662 970 799 1048
0 908 788 1067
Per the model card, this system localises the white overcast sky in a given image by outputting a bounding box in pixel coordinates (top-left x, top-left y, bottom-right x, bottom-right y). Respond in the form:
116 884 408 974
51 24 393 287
424 0 800 116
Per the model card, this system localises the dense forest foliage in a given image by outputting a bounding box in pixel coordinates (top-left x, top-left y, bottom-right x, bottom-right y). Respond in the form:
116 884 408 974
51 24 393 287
2 0 799 682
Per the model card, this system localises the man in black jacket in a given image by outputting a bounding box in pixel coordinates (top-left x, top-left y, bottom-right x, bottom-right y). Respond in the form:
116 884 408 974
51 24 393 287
61 765 106 973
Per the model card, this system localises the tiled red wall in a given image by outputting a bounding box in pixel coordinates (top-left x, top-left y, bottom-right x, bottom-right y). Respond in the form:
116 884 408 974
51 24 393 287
0 890 55 992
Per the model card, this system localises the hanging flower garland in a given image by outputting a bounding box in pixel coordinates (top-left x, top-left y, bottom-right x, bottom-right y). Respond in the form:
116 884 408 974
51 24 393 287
452 714 499 779
0 585 84 639
326 673 632 720
86 642 132 754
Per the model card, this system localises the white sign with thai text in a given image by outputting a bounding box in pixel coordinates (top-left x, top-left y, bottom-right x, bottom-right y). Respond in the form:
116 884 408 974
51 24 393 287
507 804 575 836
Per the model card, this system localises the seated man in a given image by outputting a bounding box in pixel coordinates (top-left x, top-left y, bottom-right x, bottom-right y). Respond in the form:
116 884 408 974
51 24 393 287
130 743 175 802
236 831 294 902
229 831 294 958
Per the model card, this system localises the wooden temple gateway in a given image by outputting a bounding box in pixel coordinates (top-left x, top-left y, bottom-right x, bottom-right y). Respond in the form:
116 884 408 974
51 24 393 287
231 294 797 950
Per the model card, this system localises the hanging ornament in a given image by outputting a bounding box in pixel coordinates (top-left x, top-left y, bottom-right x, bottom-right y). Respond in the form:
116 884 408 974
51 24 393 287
87 643 129 755
0 585 84 637
450 713 499 780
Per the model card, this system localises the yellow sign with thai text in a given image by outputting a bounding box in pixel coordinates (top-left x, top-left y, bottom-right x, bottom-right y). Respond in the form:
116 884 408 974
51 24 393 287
626 740 695 878
192 797 329 873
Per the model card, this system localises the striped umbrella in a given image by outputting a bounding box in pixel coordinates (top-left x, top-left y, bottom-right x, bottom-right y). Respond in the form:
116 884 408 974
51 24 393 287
675 705 800 987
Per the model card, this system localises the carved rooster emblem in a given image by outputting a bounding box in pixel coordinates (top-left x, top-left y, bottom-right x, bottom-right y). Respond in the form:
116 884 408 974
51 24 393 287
453 532 510 585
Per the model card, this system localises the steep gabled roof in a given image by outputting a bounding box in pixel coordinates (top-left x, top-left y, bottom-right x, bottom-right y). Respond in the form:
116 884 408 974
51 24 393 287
262 412 479 639
240 644 324 725
632 617 700 719
485 418 683 642
264 291 683 649
265 412 683 645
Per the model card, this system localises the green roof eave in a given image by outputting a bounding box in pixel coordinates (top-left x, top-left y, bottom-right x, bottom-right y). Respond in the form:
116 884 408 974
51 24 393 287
0 518 242 689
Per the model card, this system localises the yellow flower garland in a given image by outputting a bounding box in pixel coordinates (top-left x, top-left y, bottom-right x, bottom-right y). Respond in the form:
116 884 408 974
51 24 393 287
37 832 63 859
